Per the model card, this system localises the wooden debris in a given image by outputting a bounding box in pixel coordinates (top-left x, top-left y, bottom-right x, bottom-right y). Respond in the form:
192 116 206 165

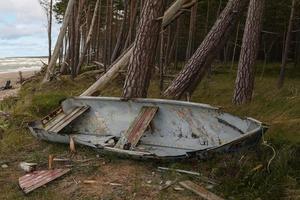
251 164 264 172
179 181 224 200
70 137 76 153
93 61 105 67
48 155 54 170
53 158 71 162
158 167 219 185
115 106 158 150
83 180 97 184
173 186 185 191
158 167 201 176
82 180 122 186
159 180 177 191
19 169 71 194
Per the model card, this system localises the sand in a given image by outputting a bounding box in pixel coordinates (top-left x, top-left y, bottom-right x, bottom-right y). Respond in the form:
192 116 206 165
0 71 37 100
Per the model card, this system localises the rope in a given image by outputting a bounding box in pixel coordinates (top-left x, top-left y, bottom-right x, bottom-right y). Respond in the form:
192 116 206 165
261 128 276 173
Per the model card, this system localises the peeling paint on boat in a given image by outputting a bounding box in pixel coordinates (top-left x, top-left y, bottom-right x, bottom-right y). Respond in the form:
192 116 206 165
28 97 268 160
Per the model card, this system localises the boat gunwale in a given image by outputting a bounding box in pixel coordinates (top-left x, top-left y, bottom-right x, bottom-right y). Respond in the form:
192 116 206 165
73 96 219 110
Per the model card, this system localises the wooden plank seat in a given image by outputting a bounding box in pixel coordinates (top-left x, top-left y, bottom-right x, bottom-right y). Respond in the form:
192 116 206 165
44 106 90 133
115 106 159 150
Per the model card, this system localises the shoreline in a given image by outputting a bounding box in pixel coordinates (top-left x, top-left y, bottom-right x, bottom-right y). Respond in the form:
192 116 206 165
0 70 37 100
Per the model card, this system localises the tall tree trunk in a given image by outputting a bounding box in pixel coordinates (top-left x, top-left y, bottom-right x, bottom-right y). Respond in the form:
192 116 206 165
73 0 85 77
76 0 101 74
96 0 103 61
277 0 296 89
124 0 138 49
230 21 241 70
104 0 113 68
233 0 265 105
186 2 198 60
122 0 164 98
70 2 77 78
111 1 128 62
48 0 53 63
163 0 249 100
43 0 76 83
205 0 210 34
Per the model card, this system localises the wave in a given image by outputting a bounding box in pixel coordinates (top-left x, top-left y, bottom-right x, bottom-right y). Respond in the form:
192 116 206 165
0 57 47 74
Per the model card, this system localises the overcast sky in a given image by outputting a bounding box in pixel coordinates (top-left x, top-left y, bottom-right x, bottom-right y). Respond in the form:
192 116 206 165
0 0 59 58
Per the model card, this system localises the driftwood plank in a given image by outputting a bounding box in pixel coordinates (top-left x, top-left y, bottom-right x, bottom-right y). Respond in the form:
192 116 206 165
179 180 224 200
115 106 158 150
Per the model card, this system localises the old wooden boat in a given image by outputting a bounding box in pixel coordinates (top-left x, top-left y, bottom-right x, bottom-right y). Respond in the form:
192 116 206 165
28 97 268 160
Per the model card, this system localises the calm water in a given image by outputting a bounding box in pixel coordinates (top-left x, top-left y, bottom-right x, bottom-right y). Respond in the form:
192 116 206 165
0 57 47 74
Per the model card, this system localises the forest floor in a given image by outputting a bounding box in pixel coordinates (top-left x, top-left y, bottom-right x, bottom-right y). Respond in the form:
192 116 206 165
0 63 299 200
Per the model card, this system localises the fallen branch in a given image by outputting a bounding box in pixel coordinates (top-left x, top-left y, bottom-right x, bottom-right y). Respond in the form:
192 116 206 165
158 167 219 185
179 180 224 200
158 167 201 176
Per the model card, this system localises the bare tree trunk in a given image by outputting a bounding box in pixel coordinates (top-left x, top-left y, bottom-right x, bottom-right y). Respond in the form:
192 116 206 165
122 0 164 98
230 21 240 70
107 0 113 65
163 0 249 100
205 0 210 34
96 1 103 61
186 2 198 60
277 0 296 89
70 2 77 78
124 0 138 49
76 0 100 74
73 0 85 77
111 1 128 62
104 0 113 69
43 0 76 83
174 18 180 70
48 0 53 63
233 0 264 105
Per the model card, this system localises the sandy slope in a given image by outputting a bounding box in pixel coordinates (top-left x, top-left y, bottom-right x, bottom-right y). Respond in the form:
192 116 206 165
0 71 36 100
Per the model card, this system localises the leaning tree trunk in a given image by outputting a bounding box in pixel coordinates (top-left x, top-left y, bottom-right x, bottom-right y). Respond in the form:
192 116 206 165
232 0 265 105
163 0 249 100
122 0 164 98
277 0 296 89
43 0 76 83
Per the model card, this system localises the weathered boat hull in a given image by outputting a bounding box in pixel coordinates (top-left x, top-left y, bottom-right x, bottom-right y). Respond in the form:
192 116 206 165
28 97 268 160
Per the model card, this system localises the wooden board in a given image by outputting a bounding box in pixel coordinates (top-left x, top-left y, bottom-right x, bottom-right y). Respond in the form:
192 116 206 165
19 169 71 194
179 180 224 200
45 106 89 133
115 106 158 150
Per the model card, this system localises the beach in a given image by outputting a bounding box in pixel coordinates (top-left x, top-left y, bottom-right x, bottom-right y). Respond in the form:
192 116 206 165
0 71 36 100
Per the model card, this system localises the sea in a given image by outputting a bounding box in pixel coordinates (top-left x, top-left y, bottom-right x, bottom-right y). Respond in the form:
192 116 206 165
0 57 48 74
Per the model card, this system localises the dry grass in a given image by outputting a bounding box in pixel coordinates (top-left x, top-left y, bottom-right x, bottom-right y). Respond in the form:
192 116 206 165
0 63 299 199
